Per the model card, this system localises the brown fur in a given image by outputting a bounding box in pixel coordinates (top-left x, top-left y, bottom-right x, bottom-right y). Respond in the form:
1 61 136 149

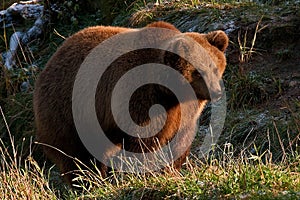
146 21 181 32
33 21 228 185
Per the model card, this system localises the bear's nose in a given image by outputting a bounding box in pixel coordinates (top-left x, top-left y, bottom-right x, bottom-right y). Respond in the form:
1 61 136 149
209 80 224 103
210 90 223 102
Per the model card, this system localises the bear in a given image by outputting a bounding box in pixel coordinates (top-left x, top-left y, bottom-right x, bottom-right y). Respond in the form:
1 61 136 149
33 21 228 185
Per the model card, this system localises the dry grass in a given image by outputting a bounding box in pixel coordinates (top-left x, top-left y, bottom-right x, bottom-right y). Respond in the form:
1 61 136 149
68 140 300 199
0 106 56 199
1 97 299 199
238 17 268 63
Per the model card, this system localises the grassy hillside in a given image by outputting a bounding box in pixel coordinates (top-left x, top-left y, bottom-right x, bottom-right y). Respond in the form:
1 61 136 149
0 0 299 199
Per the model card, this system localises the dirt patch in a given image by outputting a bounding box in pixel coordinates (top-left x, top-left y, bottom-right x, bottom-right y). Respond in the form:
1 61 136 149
226 11 300 108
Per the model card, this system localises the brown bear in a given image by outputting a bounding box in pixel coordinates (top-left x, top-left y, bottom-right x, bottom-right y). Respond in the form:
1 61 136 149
33 21 228 185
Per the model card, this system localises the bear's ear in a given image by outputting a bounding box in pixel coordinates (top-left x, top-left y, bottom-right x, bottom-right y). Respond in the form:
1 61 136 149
206 31 229 52
146 21 180 32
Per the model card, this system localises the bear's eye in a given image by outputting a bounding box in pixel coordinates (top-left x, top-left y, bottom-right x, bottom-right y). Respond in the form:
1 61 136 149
213 67 219 76
192 70 202 78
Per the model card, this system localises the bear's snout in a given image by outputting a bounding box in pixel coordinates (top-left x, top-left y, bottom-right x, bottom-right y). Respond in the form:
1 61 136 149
209 80 223 102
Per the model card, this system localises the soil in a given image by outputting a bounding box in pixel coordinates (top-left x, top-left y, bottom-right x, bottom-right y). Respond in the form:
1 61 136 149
226 13 300 107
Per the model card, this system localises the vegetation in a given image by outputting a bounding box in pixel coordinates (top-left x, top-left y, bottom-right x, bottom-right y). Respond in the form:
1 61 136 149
0 0 299 199
1 124 299 199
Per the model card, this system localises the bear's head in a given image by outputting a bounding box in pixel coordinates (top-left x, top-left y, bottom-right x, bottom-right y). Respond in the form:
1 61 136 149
184 31 228 76
147 21 228 101
179 31 228 101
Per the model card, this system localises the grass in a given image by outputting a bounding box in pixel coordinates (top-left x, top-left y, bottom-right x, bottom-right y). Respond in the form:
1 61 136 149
82 157 300 199
0 111 299 199
224 64 281 110
237 17 268 64
0 106 57 199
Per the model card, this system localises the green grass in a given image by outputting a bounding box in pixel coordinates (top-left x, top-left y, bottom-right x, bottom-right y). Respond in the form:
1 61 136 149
0 122 299 199
224 65 281 110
